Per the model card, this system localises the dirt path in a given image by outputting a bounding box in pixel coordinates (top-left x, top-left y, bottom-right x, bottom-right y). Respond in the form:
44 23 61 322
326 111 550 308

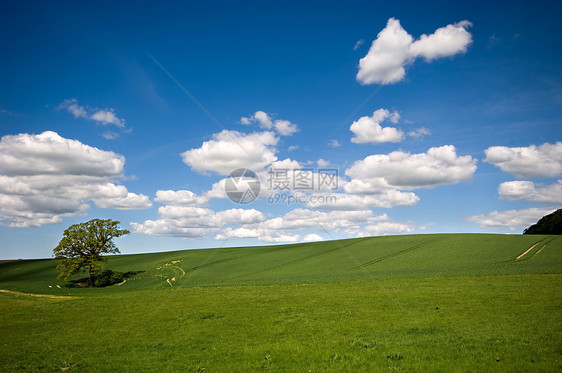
0 289 81 299
516 243 539 260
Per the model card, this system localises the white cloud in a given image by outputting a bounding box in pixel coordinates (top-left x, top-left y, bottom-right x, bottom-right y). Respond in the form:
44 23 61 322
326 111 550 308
274 119 299 136
258 209 417 239
356 18 472 85
350 108 404 144
409 21 473 61
215 227 259 240
132 205 266 239
288 145 299 151
357 18 413 85
90 109 125 127
216 208 266 224
467 207 556 231
155 190 209 206
302 233 323 242
0 131 124 177
257 232 301 243
484 142 562 178
240 111 299 136
58 98 127 135
408 127 431 139
58 98 87 118
181 130 278 175
498 180 562 204
306 190 419 210
204 178 229 199
102 131 120 140
346 145 477 190
239 117 252 125
365 214 416 235
137 182 420 242
317 158 330 167
0 131 151 227
92 187 152 210
252 111 274 129
353 39 365 50
328 139 341 148
261 209 374 232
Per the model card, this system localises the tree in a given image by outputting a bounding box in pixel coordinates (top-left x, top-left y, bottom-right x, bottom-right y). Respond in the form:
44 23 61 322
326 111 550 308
53 219 130 286
523 209 562 235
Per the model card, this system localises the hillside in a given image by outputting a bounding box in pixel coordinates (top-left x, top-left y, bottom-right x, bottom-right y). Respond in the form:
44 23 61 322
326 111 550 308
1 233 561 372
1 234 560 295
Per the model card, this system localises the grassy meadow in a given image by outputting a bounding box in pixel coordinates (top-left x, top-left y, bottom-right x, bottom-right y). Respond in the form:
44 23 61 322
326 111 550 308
1 234 561 371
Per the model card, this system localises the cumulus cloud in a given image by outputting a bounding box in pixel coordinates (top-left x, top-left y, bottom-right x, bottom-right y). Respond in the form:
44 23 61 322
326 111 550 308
364 214 416 235
356 18 413 85
212 209 377 242
155 190 209 206
484 142 562 178
346 145 477 190
0 131 151 227
357 18 472 85
350 108 404 144
409 21 473 61
498 180 562 204
136 178 420 242
274 119 299 136
317 159 330 167
302 233 323 242
181 130 278 175
240 111 299 136
131 205 266 239
90 109 125 127
257 209 417 238
467 207 557 231
305 190 419 210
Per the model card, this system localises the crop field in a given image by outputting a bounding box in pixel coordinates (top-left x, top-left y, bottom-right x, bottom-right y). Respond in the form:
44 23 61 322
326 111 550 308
1 234 561 371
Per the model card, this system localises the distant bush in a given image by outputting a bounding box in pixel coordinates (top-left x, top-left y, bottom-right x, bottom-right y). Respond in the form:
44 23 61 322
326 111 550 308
524 209 562 235
93 270 124 287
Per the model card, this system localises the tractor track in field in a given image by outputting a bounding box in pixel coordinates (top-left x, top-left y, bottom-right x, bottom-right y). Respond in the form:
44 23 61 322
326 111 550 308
515 236 557 260
0 289 81 299
516 243 540 260
355 239 440 269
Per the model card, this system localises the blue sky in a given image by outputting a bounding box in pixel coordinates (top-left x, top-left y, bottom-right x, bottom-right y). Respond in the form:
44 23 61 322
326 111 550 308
1 0 561 259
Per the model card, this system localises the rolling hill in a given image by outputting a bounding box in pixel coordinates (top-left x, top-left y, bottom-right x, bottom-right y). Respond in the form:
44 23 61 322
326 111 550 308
0 234 560 294
1 234 560 372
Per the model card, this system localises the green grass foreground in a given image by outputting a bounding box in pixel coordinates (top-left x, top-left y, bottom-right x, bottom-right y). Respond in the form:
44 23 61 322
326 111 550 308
1 234 561 371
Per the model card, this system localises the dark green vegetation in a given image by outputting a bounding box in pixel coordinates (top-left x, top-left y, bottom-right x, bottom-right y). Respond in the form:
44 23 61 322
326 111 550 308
53 219 130 286
1 234 561 371
524 209 562 235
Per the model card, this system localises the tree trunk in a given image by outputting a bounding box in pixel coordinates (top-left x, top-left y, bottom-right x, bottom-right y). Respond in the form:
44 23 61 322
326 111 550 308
89 264 94 286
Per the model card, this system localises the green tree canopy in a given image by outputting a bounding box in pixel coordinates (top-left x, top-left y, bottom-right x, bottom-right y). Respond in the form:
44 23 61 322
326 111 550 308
523 209 562 235
53 219 130 285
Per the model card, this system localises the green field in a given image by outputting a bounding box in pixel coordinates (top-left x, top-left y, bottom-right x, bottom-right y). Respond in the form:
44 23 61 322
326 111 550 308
1 234 561 371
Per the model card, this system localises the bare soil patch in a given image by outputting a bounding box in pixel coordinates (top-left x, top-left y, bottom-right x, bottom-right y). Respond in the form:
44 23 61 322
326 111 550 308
0 289 80 299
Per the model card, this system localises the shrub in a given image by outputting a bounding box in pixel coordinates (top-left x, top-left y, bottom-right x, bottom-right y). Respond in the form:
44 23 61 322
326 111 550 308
93 270 124 287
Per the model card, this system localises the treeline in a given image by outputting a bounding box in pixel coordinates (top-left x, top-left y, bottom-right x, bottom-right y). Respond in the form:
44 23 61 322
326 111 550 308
524 209 562 235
